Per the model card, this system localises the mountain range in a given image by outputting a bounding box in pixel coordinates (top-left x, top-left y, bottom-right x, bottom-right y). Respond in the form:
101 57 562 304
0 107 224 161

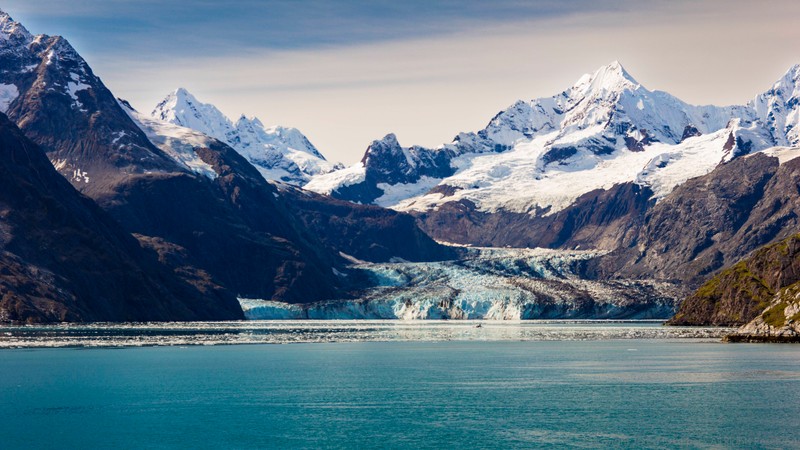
151 88 342 184
1 8 800 335
0 10 454 322
163 56 800 284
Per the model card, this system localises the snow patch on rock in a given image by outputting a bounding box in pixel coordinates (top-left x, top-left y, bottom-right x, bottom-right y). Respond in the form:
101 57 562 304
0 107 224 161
0 83 17 112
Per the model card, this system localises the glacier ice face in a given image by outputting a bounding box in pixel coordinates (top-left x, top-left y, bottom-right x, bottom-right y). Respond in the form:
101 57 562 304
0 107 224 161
240 247 682 320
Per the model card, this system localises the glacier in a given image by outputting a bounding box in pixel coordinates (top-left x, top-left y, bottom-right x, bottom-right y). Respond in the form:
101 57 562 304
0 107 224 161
240 247 682 320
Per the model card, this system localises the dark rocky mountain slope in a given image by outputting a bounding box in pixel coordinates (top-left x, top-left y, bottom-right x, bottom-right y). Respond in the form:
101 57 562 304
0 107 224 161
602 153 799 286
278 184 460 263
0 22 344 303
414 182 653 251
669 233 800 327
0 113 243 323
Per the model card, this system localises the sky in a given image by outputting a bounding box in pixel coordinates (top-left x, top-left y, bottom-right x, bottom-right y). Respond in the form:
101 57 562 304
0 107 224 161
3 0 800 164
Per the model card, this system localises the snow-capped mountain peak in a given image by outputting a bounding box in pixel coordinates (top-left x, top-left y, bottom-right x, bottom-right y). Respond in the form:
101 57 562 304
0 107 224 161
235 114 265 130
750 64 800 147
151 88 339 184
571 60 640 97
308 61 800 220
151 87 233 142
0 11 32 44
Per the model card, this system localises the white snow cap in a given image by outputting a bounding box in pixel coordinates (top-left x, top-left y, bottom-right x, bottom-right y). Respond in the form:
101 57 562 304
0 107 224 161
572 60 639 95
308 60 800 218
151 88 339 184
0 10 33 43
151 88 234 141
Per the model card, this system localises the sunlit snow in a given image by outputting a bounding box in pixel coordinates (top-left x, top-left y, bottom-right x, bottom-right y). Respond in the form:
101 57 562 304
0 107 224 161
120 100 218 179
151 88 339 184
307 61 800 217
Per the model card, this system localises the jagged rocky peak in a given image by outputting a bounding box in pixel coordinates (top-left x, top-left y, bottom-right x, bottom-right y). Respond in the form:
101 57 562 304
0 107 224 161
0 10 33 44
362 133 401 164
751 64 800 147
0 10 82 68
150 88 338 184
152 87 234 142
0 9 188 191
235 113 262 129
359 133 416 183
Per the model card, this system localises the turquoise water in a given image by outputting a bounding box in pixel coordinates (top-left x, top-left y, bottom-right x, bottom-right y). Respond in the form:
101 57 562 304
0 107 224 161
2 338 800 448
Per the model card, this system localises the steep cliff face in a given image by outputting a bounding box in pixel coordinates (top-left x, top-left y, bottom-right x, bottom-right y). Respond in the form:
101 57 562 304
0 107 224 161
668 233 800 326
0 114 243 323
277 184 461 264
606 153 786 285
414 182 652 251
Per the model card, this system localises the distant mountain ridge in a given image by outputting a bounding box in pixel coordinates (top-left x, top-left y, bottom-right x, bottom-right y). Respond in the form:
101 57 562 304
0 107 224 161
152 88 341 184
305 61 797 217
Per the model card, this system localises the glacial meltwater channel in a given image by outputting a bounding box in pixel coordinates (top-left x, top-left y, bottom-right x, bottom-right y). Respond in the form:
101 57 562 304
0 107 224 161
1 322 799 448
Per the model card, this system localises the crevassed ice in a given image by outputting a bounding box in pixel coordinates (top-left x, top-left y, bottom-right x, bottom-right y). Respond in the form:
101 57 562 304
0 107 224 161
240 247 680 321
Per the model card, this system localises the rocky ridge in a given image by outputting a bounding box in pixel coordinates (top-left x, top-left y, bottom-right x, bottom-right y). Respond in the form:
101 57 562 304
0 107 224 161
152 88 341 184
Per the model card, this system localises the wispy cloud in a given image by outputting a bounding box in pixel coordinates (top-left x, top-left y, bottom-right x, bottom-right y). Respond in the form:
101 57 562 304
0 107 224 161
2 0 649 55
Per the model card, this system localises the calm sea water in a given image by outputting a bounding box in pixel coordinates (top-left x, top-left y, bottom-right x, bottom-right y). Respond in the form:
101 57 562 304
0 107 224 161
1 323 800 449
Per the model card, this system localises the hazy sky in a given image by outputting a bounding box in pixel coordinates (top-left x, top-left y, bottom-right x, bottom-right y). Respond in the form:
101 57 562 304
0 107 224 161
4 0 800 164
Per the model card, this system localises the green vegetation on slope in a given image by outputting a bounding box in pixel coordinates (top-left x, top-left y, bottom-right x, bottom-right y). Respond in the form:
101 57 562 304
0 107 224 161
668 233 800 326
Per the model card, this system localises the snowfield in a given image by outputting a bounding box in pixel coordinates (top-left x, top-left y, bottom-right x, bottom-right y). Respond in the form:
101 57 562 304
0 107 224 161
119 100 219 179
